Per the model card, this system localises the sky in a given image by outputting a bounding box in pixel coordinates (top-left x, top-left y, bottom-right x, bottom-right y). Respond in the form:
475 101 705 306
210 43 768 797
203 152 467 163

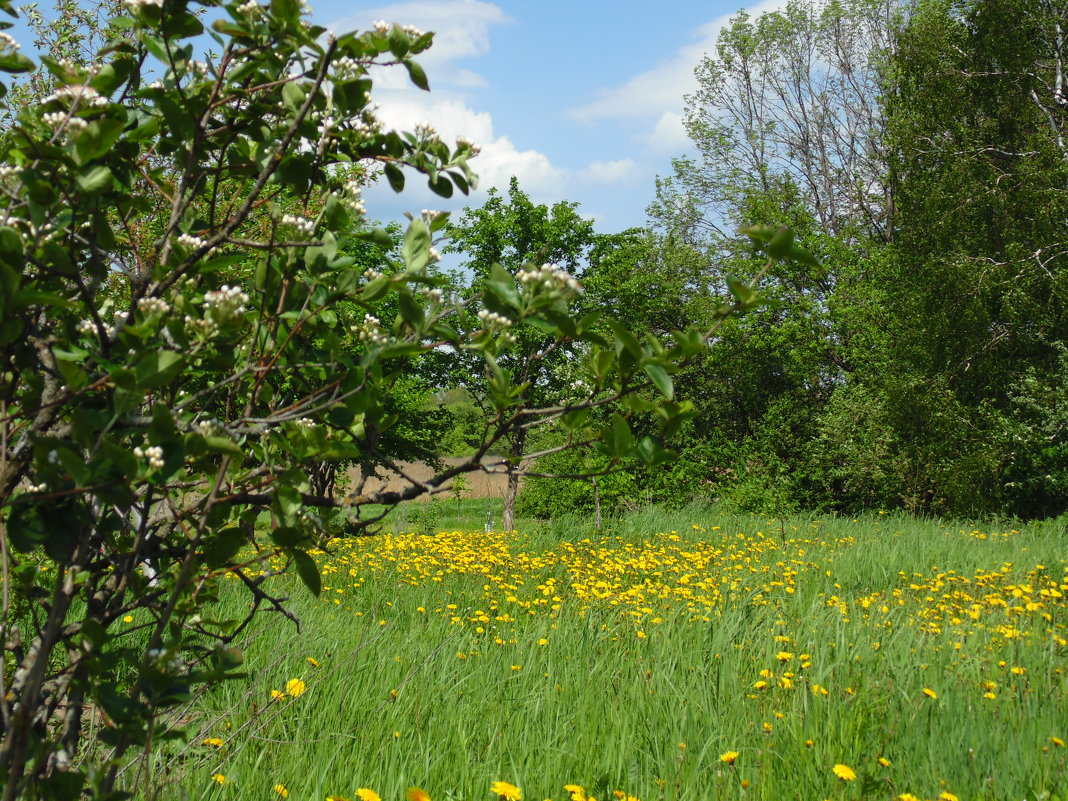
314 0 785 234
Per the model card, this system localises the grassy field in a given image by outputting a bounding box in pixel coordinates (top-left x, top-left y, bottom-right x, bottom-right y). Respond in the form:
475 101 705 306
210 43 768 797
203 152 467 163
152 505 1068 801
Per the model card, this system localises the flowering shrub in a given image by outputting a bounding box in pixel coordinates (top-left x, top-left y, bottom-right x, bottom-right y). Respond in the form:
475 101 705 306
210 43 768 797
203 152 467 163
0 0 806 796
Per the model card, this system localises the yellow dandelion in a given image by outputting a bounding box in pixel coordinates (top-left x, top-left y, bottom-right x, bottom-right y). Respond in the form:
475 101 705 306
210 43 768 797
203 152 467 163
776 651 793 662
939 793 959 801
832 764 856 781
327 796 352 801
270 689 285 700
490 781 522 801
123 615 134 623
753 680 769 690
407 787 431 801
202 737 224 748
273 785 289 798
211 774 226 785
285 679 306 698
922 687 938 699
804 739 814 748
356 789 381 801
1052 737 1066 747
719 751 739 765
877 757 890 767
307 657 320 668
898 794 920 801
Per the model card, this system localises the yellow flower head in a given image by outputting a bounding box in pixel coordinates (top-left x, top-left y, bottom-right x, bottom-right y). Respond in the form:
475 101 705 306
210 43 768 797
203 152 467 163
211 774 226 785
491 781 522 801
922 687 938 699
832 764 856 781
202 737 224 748
285 679 306 698
273 785 289 798
877 757 890 767
1052 737 1066 748
939 793 959 801
564 785 586 801
307 657 320 668
407 787 431 801
719 751 739 765
356 789 381 801
327 796 352 801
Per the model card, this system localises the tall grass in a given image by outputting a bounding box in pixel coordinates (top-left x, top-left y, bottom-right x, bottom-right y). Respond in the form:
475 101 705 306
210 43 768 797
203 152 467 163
150 506 1068 801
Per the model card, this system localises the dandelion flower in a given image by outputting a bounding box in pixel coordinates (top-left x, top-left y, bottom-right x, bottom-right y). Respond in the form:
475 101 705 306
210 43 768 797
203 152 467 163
1052 737 1065 747
357 790 381 801
719 751 739 765
898 794 920 801
939 793 959 801
285 678 306 697
327 796 352 801
922 687 938 699
202 737 224 748
407 787 431 801
123 615 134 623
211 774 226 785
877 757 890 767
491 781 522 801
832 764 856 781
307 657 320 668
274 785 289 798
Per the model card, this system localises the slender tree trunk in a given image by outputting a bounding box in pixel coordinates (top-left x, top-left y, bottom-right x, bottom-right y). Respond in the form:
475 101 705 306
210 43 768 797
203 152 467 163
592 476 601 531
501 429 526 531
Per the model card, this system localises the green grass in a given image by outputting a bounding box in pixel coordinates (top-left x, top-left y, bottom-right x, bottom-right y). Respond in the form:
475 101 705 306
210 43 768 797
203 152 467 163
147 506 1068 801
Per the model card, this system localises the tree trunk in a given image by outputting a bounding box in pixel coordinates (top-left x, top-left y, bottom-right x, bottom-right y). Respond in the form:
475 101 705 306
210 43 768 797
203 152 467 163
501 429 526 532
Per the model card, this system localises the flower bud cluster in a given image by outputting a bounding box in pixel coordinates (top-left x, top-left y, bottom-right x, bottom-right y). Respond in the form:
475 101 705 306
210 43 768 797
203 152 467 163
0 32 20 50
137 297 171 315
421 287 444 304
280 214 315 236
401 24 424 37
518 263 583 298
134 445 165 470
195 419 222 437
456 135 481 156
0 165 17 181
185 315 219 336
177 233 207 249
236 0 261 15
27 481 47 493
477 309 512 332
204 285 250 316
43 85 109 108
337 180 365 215
124 0 163 11
363 267 383 281
76 318 98 336
295 417 318 430
333 55 363 81
42 112 88 133
372 20 389 34
355 314 389 345
414 123 437 139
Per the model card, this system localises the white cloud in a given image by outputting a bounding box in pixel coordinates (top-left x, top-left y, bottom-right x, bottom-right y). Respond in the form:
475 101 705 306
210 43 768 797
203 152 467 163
644 111 690 155
569 0 788 124
578 159 639 185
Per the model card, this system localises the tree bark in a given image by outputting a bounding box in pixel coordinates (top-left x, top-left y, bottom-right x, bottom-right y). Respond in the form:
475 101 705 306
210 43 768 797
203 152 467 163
501 428 526 531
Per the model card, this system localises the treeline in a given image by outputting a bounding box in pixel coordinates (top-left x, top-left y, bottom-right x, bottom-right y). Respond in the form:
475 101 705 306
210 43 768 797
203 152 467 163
444 0 1068 520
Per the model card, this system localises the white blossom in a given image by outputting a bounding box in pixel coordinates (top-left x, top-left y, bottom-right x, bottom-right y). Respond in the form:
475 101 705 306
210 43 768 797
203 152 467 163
137 297 171 315
133 445 165 470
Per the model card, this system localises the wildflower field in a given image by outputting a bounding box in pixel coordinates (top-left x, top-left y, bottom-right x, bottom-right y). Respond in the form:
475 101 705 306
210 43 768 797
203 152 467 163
163 508 1068 801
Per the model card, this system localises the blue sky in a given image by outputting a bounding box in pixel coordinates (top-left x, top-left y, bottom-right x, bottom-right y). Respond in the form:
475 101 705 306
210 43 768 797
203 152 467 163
316 0 784 234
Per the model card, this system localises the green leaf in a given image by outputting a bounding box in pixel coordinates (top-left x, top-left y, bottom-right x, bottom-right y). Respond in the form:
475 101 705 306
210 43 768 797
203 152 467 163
608 319 643 359
404 59 429 90
643 362 674 399
75 165 113 195
135 350 184 388
0 50 34 73
609 414 633 456
401 218 431 271
73 118 125 164
292 550 321 596
383 163 405 193
281 80 305 112
203 527 247 568
725 275 758 307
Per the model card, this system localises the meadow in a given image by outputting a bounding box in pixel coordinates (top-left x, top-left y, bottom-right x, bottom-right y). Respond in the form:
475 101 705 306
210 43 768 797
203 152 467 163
155 505 1068 801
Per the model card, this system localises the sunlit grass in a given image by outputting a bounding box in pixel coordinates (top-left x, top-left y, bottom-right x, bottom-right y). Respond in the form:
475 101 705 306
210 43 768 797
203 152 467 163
156 507 1068 801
